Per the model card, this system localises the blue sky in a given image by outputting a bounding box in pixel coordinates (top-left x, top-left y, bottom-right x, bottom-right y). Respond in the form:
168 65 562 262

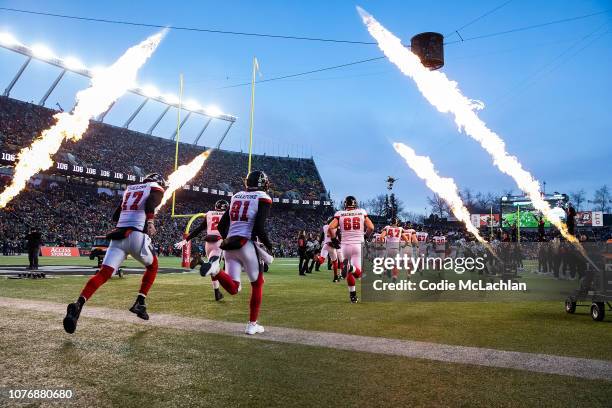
0 0 610 212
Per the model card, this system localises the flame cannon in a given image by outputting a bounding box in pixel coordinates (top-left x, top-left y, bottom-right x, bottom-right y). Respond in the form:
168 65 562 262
410 32 444 70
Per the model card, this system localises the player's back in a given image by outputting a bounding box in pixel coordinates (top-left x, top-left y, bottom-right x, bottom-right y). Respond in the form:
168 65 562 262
206 210 225 237
227 190 272 239
433 235 446 252
405 228 416 243
117 182 164 230
416 231 428 246
383 225 403 246
335 208 368 244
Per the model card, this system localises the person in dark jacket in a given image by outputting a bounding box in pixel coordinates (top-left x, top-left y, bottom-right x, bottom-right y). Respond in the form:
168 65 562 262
566 204 576 236
304 233 320 274
25 227 42 270
537 215 546 242
297 230 307 276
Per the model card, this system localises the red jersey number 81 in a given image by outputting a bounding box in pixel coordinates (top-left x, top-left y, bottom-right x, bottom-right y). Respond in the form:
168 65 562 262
230 200 250 222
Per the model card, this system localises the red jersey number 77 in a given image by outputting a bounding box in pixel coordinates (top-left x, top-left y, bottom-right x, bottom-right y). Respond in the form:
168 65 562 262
122 191 144 211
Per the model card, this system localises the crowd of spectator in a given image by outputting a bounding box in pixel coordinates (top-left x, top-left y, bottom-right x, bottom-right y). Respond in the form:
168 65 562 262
0 177 332 258
2 97 609 264
0 96 327 201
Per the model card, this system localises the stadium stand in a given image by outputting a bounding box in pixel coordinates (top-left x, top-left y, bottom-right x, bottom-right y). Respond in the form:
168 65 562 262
0 96 333 257
0 96 328 201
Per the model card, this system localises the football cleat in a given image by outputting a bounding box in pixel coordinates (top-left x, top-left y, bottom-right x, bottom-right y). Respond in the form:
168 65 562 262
214 288 224 301
245 322 265 335
63 302 82 334
332 275 341 283
190 253 203 269
350 291 359 303
200 256 220 277
129 302 149 320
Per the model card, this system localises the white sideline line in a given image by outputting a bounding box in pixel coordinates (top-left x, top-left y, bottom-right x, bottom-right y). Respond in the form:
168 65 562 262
0 296 611 381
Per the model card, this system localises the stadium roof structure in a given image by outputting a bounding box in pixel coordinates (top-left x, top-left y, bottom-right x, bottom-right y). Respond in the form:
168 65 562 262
0 31 236 148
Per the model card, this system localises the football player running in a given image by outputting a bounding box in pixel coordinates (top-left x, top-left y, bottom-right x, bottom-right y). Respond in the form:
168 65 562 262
403 222 418 258
203 170 274 335
174 199 229 301
433 231 447 260
379 217 411 281
328 196 374 303
63 173 166 334
415 226 429 257
317 219 341 282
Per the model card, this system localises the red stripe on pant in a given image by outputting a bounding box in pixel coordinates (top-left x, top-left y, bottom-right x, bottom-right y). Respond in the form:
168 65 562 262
249 271 264 323
346 267 362 286
215 270 240 295
139 256 158 296
80 265 114 300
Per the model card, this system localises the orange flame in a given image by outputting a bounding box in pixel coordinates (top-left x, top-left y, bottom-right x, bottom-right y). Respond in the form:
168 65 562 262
156 150 211 213
394 142 490 246
358 7 577 244
0 30 166 208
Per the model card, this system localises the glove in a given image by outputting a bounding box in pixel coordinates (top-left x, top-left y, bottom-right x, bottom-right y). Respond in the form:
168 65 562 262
255 242 274 265
145 221 156 237
174 239 188 249
330 238 341 249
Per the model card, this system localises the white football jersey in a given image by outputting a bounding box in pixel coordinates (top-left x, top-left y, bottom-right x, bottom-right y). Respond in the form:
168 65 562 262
206 210 224 237
116 182 164 230
416 231 428 246
227 190 272 239
433 235 447 252
334 208 368 244
383 226 404 244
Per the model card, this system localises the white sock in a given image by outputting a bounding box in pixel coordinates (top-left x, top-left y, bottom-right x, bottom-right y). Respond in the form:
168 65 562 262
348 286 355 292
212 280 220 289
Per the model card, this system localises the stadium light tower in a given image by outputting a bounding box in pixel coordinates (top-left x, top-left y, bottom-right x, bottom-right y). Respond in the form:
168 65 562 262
216 122 234 149
385 176 398 222
39 69 66 106
123 98 149 128
0 32 237 147
193 117 212 145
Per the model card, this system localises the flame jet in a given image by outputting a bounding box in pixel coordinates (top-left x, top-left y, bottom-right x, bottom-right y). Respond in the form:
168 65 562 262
0 29 167 208
357 7 578 243
394 142 491 248
156 150 211 213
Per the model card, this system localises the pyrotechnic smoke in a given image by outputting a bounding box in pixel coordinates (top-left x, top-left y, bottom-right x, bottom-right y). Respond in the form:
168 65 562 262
156 150 211 213
0 29 167 209
357 7 577 244
393 142 490 246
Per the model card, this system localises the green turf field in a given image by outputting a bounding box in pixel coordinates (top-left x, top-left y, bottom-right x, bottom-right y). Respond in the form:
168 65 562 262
0 255 611 407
